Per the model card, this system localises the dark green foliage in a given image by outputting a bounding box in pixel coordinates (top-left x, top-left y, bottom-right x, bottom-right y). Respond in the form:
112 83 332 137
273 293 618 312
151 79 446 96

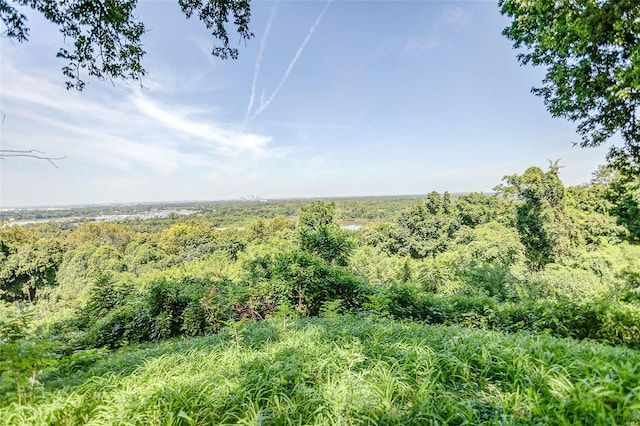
0 238 64 302
77 275 133 328
146 277 212 337
500 0 640 166
83 302 150 349
618 270 640 303
78 276 215 348
179 0 253 60
1 0 253 90
257 250 368 317
396 192 459 259
298 201 354 266
299 201 336 229
299 225 353 266
201 278 265 332
606 168 640 242
358 222 399 254
0 302 34 343
497 164 572 270
455 192 503 228
373 282 640 349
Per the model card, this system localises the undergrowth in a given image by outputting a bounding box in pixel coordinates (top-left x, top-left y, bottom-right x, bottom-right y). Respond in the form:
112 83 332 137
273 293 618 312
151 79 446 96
2 314 640 425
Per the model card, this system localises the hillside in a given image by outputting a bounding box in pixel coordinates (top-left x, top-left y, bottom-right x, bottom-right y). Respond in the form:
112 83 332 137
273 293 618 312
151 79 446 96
3 315 640 425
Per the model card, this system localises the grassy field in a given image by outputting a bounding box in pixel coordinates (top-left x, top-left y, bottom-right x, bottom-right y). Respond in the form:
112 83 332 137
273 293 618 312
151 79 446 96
3 314 640 425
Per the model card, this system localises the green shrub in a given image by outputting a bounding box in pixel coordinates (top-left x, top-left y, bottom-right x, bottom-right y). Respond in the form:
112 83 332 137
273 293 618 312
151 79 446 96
0 302 35 343
374 285 640 349
265 251 369 316
146 276 212 337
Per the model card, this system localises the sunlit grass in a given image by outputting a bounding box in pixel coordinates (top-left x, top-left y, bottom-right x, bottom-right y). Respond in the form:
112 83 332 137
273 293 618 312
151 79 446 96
3 315 640 425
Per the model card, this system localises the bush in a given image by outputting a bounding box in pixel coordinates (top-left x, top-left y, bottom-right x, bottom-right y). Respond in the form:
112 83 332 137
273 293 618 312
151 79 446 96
269 251 369 316
373 284 640 349
0 302 35 343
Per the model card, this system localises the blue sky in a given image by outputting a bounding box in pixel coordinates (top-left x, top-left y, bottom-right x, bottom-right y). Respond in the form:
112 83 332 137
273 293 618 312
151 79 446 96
1 0 613 207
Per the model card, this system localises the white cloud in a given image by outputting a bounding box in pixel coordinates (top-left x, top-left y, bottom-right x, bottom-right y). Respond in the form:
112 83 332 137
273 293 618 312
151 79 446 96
404 36 444 53
1 55 274 177
440 6 471 29
404 5 471 54
133 94 272 158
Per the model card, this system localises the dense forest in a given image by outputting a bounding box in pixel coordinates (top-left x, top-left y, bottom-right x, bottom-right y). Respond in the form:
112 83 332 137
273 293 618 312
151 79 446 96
1 161 639 424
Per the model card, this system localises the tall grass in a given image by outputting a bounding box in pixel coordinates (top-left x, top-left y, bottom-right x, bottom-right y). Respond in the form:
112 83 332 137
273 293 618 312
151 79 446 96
2 315 640 425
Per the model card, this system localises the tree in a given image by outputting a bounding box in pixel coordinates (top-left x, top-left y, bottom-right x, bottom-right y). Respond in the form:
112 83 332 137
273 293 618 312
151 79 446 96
455 192 503 228
1 0 253 90
595 164 640 242
500 0 640 169
299 201 336 230
495 163 573 270
0 238 64 302
396 192 459 259
297 201 353 266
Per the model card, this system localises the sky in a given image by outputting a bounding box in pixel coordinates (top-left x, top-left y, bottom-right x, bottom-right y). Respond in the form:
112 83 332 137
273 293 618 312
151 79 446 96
0 0 615 207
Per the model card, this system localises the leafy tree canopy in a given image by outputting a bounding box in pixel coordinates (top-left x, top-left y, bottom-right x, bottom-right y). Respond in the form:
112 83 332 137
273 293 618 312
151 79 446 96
496 163 573 270
500 0 640 169
1 0 253 90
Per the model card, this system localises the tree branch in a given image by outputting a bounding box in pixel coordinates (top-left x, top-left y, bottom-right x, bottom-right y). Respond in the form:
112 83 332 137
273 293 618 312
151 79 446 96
0 149 65 169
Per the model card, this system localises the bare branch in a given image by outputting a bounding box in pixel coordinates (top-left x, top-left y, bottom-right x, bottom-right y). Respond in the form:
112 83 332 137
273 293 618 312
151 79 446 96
0 149 65 169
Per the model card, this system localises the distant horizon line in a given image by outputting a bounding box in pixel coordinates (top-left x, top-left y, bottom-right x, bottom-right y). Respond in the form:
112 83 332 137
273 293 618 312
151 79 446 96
0 191 496 210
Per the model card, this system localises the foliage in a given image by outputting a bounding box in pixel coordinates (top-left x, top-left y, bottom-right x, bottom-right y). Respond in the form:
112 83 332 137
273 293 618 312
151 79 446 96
3 316 640 424
452 221 525 267
253 250 368 317
299 225 353 266
0 302 35 343
372 282 640 349
605 167 640 242
455 192 504 228
0 238 64 302
500 0 640 167
396 192 458 259
65 222 133 253
1 0 253 89
358 222 399 255
496 164 572 270
158 222 217 256
298 201 354 266
1 182 640 425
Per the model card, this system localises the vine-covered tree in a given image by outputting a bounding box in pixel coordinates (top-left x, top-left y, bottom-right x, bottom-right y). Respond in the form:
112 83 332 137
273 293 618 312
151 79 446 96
0 0 253 89
500 0 640 169
495 163 572 270
298 201 352 266
396 192 459 259
596 165 640 242
0 238 64 302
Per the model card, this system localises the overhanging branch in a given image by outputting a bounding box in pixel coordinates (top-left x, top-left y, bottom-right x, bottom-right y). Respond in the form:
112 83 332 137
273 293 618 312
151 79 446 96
0 149 65 168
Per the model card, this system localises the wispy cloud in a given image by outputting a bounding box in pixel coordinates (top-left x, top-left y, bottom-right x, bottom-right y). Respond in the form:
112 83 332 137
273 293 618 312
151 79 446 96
133 94 271 158
404 5 471 54
404 36 444 53
440 6 471 29
249 0 332 122
1 57 274 176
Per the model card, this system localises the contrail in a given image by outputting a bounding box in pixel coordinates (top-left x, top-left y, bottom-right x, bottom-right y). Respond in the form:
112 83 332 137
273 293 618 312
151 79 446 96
250 0 332 122
244 1 278 129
